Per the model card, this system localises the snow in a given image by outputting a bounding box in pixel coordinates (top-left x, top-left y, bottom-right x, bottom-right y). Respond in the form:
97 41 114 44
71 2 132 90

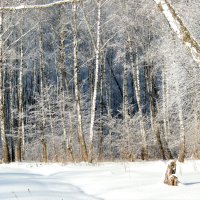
0 160 200 200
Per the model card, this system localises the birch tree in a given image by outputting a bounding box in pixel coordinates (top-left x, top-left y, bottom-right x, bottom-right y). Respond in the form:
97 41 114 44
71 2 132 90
88 0 101 163
16 11 25 161
128 36 148 160
72 3 88 161
0 9 9 163
153 0 200 66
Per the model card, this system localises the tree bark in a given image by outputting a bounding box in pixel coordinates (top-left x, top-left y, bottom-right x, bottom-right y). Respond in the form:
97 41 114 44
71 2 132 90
39 21 47 163
72 3 88 162
88 0 101 163
16 18 25 161
0 9 9 163
154 0 200 67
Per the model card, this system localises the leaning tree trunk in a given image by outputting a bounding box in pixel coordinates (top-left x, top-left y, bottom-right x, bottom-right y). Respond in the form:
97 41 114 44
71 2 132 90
153 0 200 67
0 10 9 163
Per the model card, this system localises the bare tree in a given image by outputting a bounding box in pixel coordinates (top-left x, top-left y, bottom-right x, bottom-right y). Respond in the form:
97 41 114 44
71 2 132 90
0 9 9 163
72 3 88 162
153 0 200 67
16 11 25 161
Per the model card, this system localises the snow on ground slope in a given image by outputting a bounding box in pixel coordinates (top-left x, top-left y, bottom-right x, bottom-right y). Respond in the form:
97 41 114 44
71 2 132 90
0 160 200 200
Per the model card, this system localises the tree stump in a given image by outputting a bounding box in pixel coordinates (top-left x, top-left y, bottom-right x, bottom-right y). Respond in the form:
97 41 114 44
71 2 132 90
164 160 178 186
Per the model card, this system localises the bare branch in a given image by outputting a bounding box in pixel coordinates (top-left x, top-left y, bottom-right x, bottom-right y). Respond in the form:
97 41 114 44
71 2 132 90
0 0 80 11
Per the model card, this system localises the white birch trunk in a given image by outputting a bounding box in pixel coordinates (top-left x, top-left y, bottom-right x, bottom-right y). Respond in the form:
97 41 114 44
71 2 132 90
136 54 148 160
88 0 101 162
16 25 25 161
72 3 88 162
153 0 200 66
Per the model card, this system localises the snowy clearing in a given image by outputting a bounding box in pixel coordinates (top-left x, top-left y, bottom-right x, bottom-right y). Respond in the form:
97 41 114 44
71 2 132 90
0 160 200 200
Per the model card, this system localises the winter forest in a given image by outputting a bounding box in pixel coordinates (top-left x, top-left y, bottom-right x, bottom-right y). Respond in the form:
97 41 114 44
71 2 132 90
0 0 200 164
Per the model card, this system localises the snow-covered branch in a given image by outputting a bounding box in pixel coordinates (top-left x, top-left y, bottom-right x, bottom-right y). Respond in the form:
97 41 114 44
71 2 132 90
0 0 80 11
154 0 200 66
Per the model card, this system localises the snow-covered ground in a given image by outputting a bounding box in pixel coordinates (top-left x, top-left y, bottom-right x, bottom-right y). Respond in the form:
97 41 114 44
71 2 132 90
0 160 200 200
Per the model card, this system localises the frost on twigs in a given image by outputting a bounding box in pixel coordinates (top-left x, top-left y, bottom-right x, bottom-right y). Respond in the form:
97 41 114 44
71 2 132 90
0 0 80 11
164 160 178 186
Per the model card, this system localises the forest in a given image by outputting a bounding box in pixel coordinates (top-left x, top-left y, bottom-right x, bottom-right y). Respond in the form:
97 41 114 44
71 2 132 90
0 0 200 164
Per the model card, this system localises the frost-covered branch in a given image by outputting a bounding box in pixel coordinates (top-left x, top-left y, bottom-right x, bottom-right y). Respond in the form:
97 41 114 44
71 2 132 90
154 0 200 66
0 0 80 10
